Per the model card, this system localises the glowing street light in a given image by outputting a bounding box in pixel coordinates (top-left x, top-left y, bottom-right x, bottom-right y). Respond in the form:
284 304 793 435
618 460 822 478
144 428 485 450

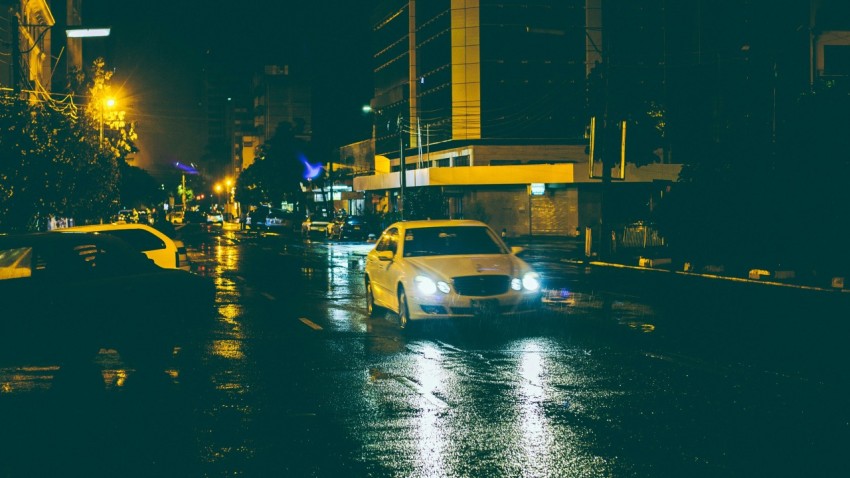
99 96 116 147
65 27 111 38
214 183 223 207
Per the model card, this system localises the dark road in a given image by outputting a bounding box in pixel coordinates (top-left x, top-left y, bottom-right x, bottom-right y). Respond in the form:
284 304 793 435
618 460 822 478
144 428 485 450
1 224 848 477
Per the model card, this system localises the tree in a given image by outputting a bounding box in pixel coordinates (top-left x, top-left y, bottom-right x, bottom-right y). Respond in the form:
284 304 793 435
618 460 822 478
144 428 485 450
119 164 165 209
0 58 139 230
73 57 139 163
235 121 316 209
0 96 118 230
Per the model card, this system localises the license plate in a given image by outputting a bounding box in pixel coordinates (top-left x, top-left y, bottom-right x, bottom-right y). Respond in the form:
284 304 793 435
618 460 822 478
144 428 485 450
472 299 499 316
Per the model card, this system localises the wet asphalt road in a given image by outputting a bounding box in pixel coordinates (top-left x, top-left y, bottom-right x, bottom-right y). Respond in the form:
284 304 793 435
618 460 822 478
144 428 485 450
1 224 848 477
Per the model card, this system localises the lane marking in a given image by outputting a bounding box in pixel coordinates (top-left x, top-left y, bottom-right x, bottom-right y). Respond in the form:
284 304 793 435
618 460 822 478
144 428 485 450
395 376 448 409
299 317 323 331
261 292 276 301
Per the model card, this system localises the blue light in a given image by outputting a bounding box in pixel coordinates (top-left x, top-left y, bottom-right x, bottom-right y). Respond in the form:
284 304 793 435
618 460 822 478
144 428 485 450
175 162 199 175
302 159 323 180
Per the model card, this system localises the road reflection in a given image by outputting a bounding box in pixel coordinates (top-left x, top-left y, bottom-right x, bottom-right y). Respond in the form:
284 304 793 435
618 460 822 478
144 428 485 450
514 339 555 475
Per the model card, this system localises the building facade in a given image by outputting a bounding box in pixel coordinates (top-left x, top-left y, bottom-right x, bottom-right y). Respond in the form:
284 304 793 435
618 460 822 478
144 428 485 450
234 64 313 174
1 0 55 98
352 0 680 237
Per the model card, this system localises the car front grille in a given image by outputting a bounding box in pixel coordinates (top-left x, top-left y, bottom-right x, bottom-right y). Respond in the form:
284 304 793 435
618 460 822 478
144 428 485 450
452 275 510 296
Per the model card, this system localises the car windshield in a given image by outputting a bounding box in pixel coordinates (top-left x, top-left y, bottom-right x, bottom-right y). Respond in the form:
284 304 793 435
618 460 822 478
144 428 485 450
402 226 507 257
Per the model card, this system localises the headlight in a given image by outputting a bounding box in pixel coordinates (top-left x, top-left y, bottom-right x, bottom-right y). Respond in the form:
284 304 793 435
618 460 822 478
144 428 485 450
521 272 541 291
415 276 450 295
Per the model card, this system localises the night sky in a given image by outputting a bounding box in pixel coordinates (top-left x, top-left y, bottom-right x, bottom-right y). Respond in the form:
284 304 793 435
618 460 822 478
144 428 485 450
82 0 372 180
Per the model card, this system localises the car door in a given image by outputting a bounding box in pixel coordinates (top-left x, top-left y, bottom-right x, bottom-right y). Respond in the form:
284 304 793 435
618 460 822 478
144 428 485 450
367 227 399 308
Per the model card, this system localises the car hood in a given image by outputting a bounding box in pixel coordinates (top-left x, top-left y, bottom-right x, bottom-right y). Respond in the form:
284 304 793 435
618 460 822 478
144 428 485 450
405 254 526 279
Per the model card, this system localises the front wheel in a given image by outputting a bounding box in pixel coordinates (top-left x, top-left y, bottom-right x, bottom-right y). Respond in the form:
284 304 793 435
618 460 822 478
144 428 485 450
366 279 380 317
397 288 410 329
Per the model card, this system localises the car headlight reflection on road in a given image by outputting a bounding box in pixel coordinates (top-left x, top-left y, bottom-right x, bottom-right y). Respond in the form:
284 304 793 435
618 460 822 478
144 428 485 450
522 272 541 291
415 275 450 295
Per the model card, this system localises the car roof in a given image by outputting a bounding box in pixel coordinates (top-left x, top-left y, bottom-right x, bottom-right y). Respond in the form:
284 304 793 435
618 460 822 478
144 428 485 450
0 230 149 253
387 219 489 230
57 223 176 241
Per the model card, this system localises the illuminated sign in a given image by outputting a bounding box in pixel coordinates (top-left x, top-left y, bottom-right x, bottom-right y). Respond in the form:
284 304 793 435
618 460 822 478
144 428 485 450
530 183 545 196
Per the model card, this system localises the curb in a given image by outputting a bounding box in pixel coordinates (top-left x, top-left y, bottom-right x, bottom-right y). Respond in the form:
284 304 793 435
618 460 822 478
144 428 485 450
563 258 850 294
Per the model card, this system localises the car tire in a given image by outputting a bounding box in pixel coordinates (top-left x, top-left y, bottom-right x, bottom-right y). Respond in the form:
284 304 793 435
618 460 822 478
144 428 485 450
366 278 380 317
397 287 410 329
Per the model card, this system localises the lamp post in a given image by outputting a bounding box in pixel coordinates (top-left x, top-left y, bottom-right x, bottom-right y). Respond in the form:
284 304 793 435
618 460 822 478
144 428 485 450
398 114 405 220
224 178 233 219
214 183 223 209
99 97 116 147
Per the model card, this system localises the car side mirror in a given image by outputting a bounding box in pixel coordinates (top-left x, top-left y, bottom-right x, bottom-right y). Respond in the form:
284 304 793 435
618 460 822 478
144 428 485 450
377 250 394 262
510 246 524 255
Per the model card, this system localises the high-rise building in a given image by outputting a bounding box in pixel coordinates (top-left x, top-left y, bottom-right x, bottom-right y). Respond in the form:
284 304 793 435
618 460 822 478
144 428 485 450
252 64 312 145
371 0 587 157
353 0 680 237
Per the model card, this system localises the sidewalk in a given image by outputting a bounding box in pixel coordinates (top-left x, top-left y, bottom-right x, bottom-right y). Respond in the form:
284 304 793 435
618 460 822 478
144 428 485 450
512 236 850 295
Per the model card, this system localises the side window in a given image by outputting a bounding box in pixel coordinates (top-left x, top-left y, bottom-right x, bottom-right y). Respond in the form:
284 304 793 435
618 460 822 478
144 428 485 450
100 229 166 251
31 243 97 279
387 230 398 255
375 228 399 254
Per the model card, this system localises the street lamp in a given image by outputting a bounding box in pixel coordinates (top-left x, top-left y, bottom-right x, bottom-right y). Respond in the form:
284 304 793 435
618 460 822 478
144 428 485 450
224 178 233 219
214 183 223 209
99 96 116 147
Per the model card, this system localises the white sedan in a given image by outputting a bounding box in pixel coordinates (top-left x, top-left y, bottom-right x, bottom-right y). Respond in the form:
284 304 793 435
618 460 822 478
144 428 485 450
365 219 542 327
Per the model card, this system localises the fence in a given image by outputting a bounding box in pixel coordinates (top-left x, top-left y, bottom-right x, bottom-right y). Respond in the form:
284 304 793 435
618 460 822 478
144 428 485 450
618 222 666 249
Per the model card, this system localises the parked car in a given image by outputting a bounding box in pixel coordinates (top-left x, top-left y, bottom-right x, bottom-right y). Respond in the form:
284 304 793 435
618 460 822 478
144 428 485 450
116 209 139 223
206 210 224 224
301 213 333 238
364 219 543 328
57 223 190 271
328 215 372 241
136 209 153 225
0 232 215 365
326 216 346 239
167 210 185 224
246 206 296 232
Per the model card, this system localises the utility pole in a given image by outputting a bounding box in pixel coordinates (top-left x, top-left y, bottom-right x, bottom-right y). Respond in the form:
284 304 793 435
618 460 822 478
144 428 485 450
398 114 405 220
586 0 625 259
10 11 19 96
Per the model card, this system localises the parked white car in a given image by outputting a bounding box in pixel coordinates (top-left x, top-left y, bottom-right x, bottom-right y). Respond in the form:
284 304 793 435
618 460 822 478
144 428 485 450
56 223 190 271
167 210 185 224
364 219 542 328
301 214 332 238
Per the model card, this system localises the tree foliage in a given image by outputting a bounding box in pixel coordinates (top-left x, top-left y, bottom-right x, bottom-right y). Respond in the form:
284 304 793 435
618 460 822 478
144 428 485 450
0 58 140 231
74 57 139 163
586 62 665 169
0 97 118 230
235 121 315 209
